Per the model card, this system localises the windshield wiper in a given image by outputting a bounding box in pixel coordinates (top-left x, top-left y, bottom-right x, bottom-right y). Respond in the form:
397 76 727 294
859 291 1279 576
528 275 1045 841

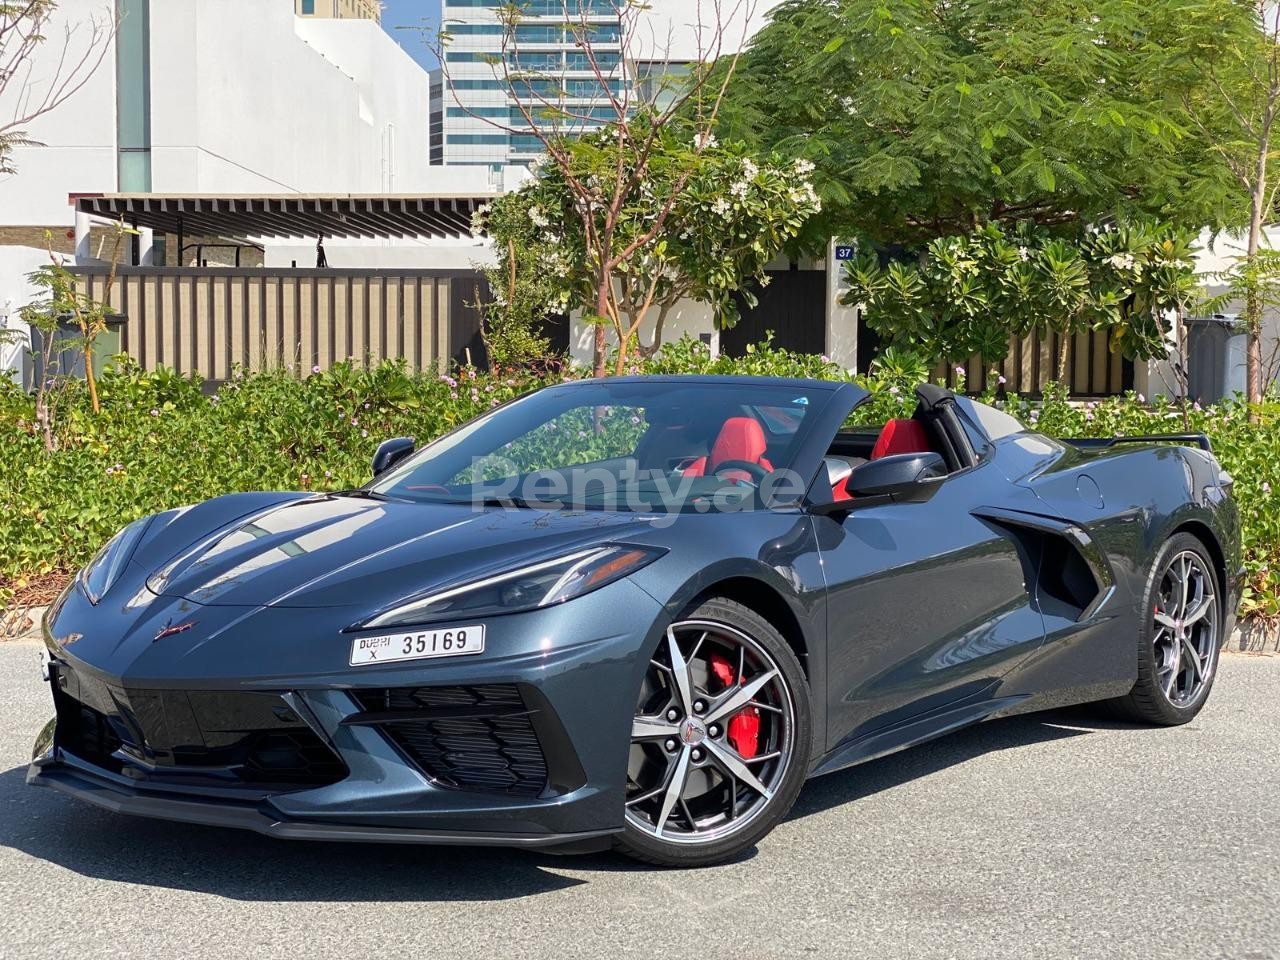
474 494 553 510
334 489 405 503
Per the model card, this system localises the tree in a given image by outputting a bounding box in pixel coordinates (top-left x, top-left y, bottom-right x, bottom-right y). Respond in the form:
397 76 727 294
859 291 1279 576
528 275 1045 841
473 192 559 372
714 0 1238 253
475 129 821 374
1146 0 1280 403
1 1 113 175
21 220 131 448
432 0 759 375
841 221 1200 375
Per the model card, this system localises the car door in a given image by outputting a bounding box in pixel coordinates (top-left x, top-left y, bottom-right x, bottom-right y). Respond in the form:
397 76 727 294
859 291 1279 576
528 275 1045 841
817 455 1048 752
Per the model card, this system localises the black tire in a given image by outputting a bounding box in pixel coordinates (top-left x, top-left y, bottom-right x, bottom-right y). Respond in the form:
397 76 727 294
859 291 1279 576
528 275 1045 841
616 596 812 867
1107 531 1223 725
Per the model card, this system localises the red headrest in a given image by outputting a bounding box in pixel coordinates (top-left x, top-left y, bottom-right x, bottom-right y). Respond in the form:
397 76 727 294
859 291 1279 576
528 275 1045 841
870 418 932 459
710 417 769 470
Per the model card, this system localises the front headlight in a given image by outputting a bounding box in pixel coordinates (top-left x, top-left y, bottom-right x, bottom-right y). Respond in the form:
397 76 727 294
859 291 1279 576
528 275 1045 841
361 543 665 629
79 517 151 605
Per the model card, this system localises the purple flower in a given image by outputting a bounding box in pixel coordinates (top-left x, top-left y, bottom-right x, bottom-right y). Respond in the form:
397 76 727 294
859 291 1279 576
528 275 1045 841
888 385 900 396
1085 411 1095 421
1193 401 1202 411
149 408 159 417
506 378 515 386
350 417 358 426
1265 482 1272 494
630 415 641 424
324 470 332 478
1136 393 1145 403
955 366 965 376
997 375 1007 385
821 354 831 363
578 430 587 438
312 365 321 374
450 390 458 399
490 399 499 408
363 402 370 410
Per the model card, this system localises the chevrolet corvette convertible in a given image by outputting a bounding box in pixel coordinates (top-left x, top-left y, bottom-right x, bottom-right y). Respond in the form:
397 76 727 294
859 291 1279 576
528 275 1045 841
29 375 1240 866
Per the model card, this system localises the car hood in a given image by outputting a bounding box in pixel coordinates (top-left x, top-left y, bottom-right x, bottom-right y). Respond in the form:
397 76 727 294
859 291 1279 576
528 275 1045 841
137 492 659 611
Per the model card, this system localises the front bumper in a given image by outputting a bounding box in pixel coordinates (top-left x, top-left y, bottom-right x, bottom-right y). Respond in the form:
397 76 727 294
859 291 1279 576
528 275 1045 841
30 576 667 848
26 753 615 851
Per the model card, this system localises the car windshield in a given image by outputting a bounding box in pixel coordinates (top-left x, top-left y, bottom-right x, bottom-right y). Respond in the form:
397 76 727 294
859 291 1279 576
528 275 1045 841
371 379 835 513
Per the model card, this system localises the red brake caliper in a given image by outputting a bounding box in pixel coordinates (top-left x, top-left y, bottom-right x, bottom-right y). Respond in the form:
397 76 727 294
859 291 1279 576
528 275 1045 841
709 653 761 759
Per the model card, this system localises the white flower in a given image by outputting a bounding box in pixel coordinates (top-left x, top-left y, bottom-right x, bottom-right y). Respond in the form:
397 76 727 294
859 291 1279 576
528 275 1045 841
742 158 759 180
1107 252 1137 271
793 158 815 175
695 131 719 149
1017 246 1030 262
529 206 550 229
712 197 731 217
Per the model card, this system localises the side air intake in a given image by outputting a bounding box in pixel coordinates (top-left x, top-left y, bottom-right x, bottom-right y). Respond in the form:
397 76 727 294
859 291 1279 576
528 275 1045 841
972 506 1115 622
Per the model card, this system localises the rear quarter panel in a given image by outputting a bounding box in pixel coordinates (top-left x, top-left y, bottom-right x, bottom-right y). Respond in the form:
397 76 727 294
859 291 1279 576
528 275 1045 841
989 433 1240 708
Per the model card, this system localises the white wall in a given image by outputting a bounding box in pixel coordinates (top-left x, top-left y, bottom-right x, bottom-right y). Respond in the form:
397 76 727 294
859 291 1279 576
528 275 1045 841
149 1 431 194
0 246 48 384
264 236 494 269
0 0 439 230
0 0 117 225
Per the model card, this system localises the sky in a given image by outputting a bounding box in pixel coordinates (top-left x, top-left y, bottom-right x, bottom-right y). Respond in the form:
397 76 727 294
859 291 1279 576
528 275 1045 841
379 0 440 69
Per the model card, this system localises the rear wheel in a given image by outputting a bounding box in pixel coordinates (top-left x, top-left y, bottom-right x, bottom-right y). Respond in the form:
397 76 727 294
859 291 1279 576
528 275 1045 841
616 597 811 867
1109 532 1222 725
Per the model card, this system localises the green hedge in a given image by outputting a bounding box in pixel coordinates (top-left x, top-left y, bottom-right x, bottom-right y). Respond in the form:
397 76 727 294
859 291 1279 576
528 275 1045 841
3 340 1278 618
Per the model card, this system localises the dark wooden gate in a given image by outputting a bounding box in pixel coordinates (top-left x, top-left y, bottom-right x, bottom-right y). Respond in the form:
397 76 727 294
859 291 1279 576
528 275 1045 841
722 269 826 357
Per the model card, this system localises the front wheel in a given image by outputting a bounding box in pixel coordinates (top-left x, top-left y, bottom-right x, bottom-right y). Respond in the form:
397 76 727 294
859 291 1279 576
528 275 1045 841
617 597 811 867
1108 532 1223 725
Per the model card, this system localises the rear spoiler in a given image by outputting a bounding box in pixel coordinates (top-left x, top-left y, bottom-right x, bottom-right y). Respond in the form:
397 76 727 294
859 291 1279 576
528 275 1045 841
1063 433 1212 453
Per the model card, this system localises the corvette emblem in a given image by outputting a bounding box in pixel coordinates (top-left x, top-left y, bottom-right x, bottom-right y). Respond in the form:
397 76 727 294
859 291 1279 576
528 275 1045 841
154 620 196 642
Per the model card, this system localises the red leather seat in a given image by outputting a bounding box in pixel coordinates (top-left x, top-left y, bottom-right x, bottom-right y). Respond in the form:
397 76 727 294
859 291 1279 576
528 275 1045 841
683 417 774 480
870 418 932 460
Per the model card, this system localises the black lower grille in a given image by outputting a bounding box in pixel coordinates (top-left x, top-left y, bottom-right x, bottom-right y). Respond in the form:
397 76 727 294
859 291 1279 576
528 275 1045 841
52 676 347 791
352 684 549 797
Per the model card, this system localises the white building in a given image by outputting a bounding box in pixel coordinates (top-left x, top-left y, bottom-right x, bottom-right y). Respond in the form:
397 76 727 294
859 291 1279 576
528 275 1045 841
0 0 512 379
434 0 785 168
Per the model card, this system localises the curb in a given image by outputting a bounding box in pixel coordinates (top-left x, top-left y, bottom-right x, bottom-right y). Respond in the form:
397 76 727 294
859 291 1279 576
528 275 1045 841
1231 621 1280 656
2 605 46 642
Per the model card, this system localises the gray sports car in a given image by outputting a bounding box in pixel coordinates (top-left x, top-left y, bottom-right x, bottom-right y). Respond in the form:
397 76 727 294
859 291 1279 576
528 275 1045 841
29 375 1240 866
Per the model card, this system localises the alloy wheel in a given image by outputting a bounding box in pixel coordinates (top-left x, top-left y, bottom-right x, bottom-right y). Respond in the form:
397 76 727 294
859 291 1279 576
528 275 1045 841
1152 550 1218 708
625 619 796 845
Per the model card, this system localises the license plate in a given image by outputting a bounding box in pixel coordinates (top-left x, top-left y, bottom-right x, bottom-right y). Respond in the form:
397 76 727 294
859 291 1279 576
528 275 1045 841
349 625 484 666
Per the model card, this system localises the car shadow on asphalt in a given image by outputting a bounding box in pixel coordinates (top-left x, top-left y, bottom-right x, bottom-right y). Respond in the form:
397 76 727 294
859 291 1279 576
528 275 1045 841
0 766 586 900
0 708 1137 894
786 706 1127 822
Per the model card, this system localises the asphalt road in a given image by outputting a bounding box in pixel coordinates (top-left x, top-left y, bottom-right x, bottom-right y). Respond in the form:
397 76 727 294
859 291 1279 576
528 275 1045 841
1 640 1277 960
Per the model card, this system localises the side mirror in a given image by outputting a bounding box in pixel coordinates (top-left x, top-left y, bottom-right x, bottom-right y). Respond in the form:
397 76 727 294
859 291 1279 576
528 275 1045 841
810 451 946 515
847 452 946 502
372 436 415 478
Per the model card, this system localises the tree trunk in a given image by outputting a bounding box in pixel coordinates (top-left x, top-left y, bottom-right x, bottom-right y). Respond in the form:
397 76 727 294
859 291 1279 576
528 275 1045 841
1056 331 1071 384
1246 133 1269 407
593 272 609 378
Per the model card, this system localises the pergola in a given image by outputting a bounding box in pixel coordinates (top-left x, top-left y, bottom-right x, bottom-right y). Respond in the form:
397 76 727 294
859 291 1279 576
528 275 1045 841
73 193 493 263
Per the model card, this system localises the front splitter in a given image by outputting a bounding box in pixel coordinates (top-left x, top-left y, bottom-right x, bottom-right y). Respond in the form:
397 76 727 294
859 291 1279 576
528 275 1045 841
27 760 618 853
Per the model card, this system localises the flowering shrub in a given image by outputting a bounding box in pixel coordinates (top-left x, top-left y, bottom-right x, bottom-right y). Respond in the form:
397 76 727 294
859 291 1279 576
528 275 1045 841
3 340 1279 620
